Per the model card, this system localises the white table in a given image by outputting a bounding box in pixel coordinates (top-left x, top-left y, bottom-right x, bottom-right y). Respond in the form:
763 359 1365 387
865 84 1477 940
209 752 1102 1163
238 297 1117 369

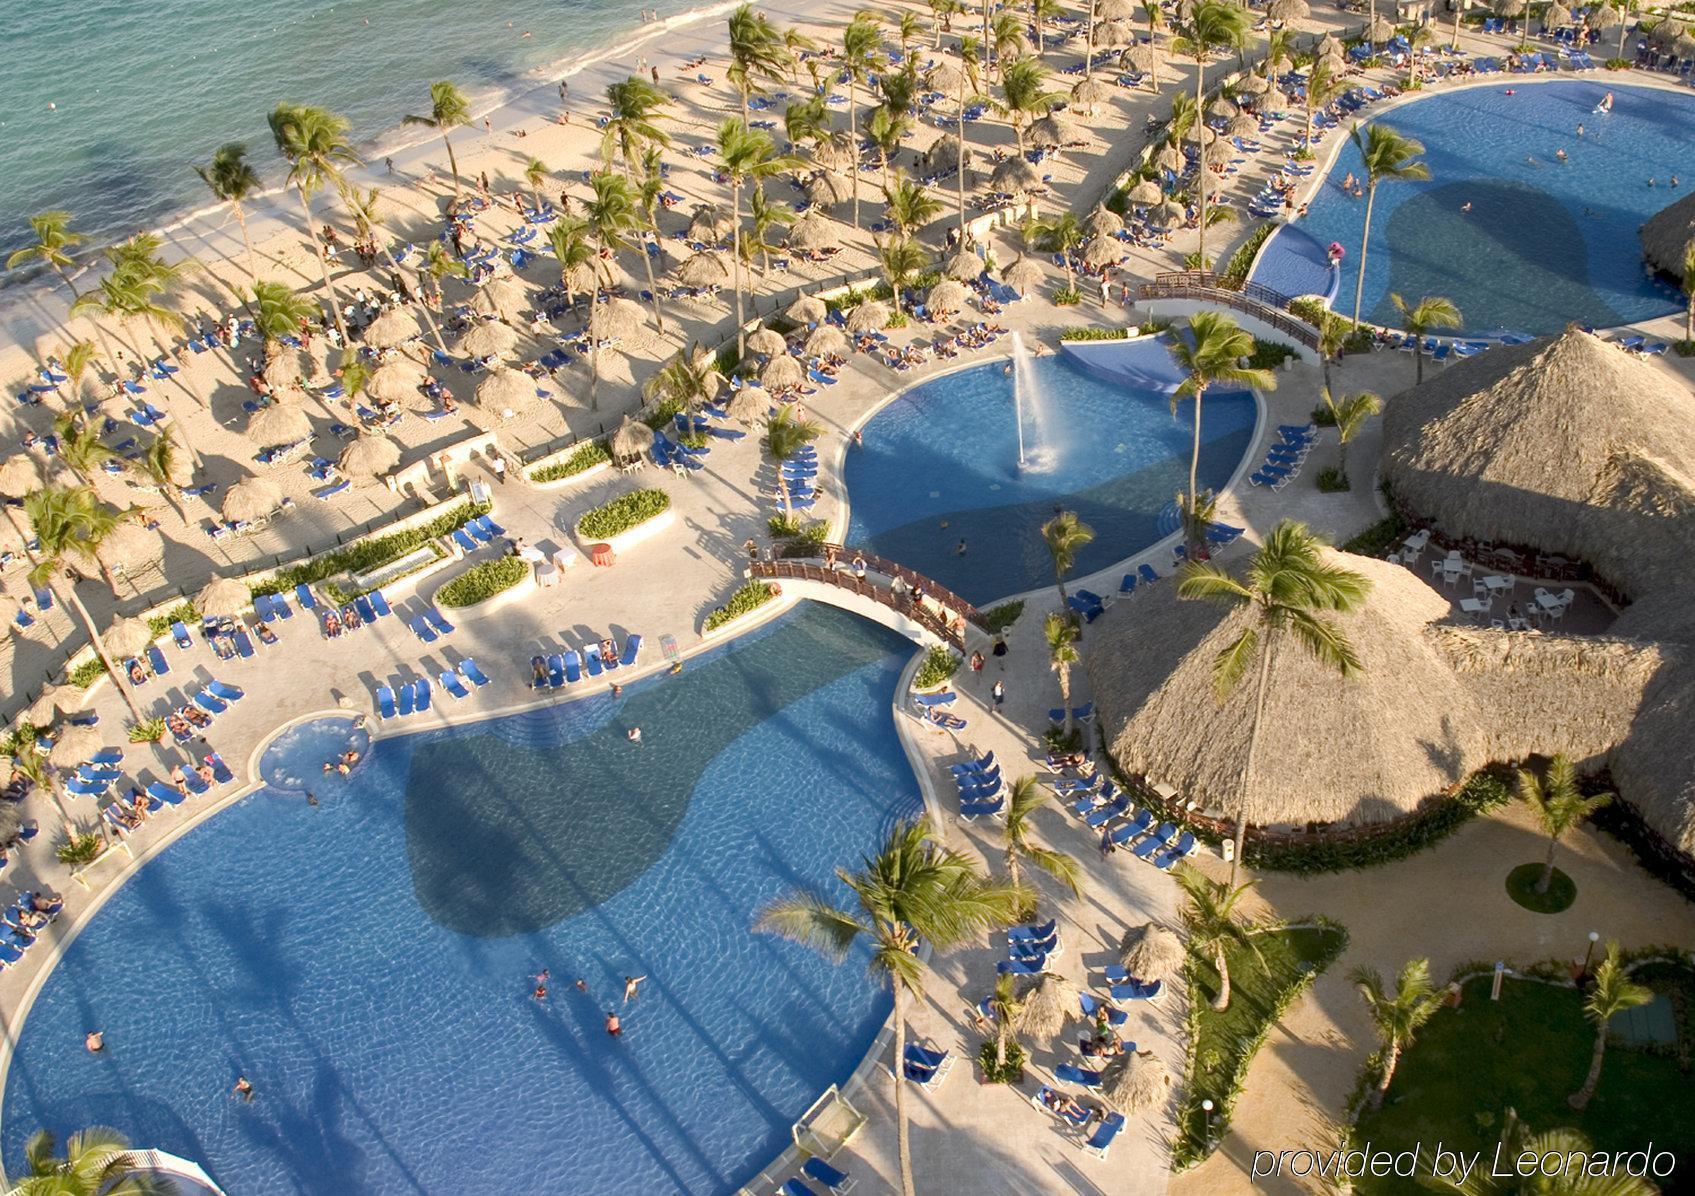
1460 597 1490 617
1536 592 1565 612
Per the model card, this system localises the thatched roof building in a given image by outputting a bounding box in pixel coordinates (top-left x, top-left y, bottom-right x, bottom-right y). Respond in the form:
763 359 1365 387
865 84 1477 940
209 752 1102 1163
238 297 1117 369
1641 188 1695 280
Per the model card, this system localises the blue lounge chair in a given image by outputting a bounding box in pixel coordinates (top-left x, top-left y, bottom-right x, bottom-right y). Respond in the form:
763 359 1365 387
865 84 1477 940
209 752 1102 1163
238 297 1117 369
90 748 123 764
397 683 416 717
780 1181 824 1196
411 616 439 644
68 778 111 797
1008 918 1058 942
172 620 192 649
368 591 392 618
377 685 397 720
426 608 454 636
355 595 378 623
1078 992 1128 1026
547 654 566 688
950 752 996 776
270 592 294 620
146 645 170 676
295 583 316 609
1107 818 1146 848
414 678 432 712
466 519 494 544
207 753 235 784
801 1156 854 1192
1085 1112 1127 1158
1085 796 1130 828
452 528 478 553
440 671 471 700
619 634 643 667
232 629 256 658
206 680 244 701
1054 1063 1103 1088
1032 1084 1094 1131
1138 564 1159 585
584 645 604 676
1110 978 1165 1003
192 690 228 715
960 796 1005 820
1067 594 1104 622
563 650 583 683
460 659 491 687
1118 574 1137 595
147 780 186 807
475 514 506 537
182 770 210 795
1154 831 1197 870
997 956 1046 975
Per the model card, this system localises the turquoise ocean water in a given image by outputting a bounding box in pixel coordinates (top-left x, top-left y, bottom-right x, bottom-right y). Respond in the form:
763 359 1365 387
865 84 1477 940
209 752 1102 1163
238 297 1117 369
0 0 699 265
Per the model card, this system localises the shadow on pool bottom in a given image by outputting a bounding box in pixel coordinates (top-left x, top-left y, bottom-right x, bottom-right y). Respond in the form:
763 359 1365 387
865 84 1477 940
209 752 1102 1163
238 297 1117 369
845 430 1253 606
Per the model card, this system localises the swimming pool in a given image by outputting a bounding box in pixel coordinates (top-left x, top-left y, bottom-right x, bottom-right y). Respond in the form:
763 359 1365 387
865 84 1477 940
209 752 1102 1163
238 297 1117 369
1253 80 1695 334
1 606 919 1195
842 344 1257 605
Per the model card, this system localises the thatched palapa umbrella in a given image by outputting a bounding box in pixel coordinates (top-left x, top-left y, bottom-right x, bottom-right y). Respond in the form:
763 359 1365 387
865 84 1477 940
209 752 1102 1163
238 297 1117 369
247 402 313 446
365 360 425 405
943 249 984 282
470 276 527 321
474 367 542 418
788 211 844 253
222 478 282 524
1083 204 1125 239
688 203 732 242
926 60 965 95
1235 72 1272 98
1207 97 1238 120
362 307 421 350
1082 237 1123 269
761 354 805 391
459 320 518 360
1122 42 1163 77
928 133 973 175
1226 112 1262 140
788 293 828 325
1071 77 1115 114
1003 256 1046 296
589 297 648 341
1364 14 1396 40
1639 191 1695 280
926 279 971 313
1149 197 1187 226
1119 923 1186 981
1101 1052 1171 1114
1268 0 1309 21
263 353 304 392
1099 0 1138 20
746 328 789 356
845 301 891 333
47 723 104 770
1093 17 1138 45
674 252 731 289
0 454 42 499
101 616 156 660
805 172 852 208
989 157 1043 195
812 134 859 174
1128 178 1165 207
1028 115 1089 149
611 416 651 461
1014 973 1081 1041
196 575 252 620
804 325 847 357
1154 142 1185 173
27 684 77 729
727 385 769 425
338 432 401 480
92 523 162 575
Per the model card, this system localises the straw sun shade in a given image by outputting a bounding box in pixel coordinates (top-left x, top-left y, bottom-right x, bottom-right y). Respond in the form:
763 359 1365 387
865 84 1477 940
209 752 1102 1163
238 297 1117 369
47 722 104 770
1082 236 1124 268
746 328 789 356
471 276 528 319
474 367 542 418
101 615 157 660
246 401 313 446
195 575 252 619
1119 923 1186 981
1227 112 1262 139
1071 77 1115 110
804 325 847 356
1639 191 1695 280
363 306 421 350
1155 142 1185 172
221 477 282 523
926 60 965 95
1003 256 1046 295
1122 42 1163 74
1083 204 1125 238
1027 115 1089 149
788 211 844 253
1544 2 1573 28
589 297 648 341
1014 972 1080 1041
1098 0 1138 21
1128 178 1165 205
0 454 42 497
845 301 891 333
674 252 731 288
365 360 425 404
93 523 162 573
337 432 401 479
611 416 651 460
1268 0 1309 20
1101 1052 1171 1115
926 279 971 313
989 156 1043 194
1093 17 1138 45
1235 72 1272 97
761 354 805 391
1364 14 1396 41
262 353 304 391
727 385 769 425
805 172 853 207
945 248 986 281
788 293 828 324
688 203 732 241
459 320 518 359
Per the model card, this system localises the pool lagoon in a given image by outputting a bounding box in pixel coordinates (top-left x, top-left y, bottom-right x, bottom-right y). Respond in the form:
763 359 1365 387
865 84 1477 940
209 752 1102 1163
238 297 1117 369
842 345 1257 605
1 605 918 1195
1259 81 1695 334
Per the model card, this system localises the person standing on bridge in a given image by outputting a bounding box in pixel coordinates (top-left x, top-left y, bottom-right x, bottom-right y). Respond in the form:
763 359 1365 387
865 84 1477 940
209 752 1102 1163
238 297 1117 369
991 679 1006 711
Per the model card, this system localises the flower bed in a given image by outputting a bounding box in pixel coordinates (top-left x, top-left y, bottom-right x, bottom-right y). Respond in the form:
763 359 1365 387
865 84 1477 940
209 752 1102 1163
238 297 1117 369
704 581 780 632
251 500 489 598
578 489 671 541
436 556 530 608
913 645 960 690
529 440 610 485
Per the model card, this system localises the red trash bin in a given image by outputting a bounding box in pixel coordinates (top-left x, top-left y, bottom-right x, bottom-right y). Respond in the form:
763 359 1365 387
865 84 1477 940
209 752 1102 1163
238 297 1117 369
590 542 616 567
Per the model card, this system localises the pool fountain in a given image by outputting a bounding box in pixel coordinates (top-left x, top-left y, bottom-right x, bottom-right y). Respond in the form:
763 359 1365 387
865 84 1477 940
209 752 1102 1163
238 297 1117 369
1010 332 1055 472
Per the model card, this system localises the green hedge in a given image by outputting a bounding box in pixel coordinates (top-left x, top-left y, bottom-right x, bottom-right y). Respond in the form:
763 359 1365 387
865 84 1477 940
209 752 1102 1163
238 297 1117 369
1058 327 1128 342
705 580 778 630
147 601 199 639
69 658 108 688
1287 296 1329 326
579 489 670 540
1242 772 1512 874
251 500 489 598
981 600 1024 633
1340 512 1407 559
641 397 687 432
913 645 960 689
530 440 609 483
1246 338 1296 370
436 556 529 608
1221 221 1274 283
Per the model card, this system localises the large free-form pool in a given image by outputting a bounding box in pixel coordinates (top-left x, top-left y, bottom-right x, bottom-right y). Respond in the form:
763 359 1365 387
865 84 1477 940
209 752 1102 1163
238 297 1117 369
1 606 918 1195
843 344 1257 605
1258 80 1695 334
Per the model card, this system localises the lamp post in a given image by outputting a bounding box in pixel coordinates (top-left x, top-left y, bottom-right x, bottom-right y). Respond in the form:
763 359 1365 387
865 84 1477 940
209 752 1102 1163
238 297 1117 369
1201 1098 1215 1145
1580 930 1600 980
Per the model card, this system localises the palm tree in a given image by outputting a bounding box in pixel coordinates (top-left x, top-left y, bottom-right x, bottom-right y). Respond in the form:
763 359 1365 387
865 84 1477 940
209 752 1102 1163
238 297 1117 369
644 343 723 409
1041 510 1094 608
194 144 263 281
602 82 673 334
986 969 1025 1072
991 11 1030 76
252 278 317 345
885 172 944 238
269 103 358 346
1389 292 1460 383
756 819 1024 1196
1315 310 1348 395
764 406 822 515
404 81 472 196
1174 865 1258 1011
523 156 549 218
1172 1 1253 271
947 38 986 238
419 240 469 307
876 237 928 320
715 120 799 355
866 105 911 191
1350 123 1429 326
24 486 147 721
138 432 188 521
1569 942 1652 1111
1428 1110 1657 1196
746 184 793 279
1031 212 1084 295
1518 754 1613 896
1351 957 1446 1109
1045 610 1083 739
1176 520 1371 879
1320 388 1383 487
1683 241 1695 346
898 10 928 60
1301 56 1344 150
841 17 884 228
51 413 118 486
928 0 963 39
727 4 793 126
7 211 85 299
1000 775 1083 913
12 1125 156 1196
999 59 1058 154
547 217 595 309
1169 312 1275 556
581 172 641 410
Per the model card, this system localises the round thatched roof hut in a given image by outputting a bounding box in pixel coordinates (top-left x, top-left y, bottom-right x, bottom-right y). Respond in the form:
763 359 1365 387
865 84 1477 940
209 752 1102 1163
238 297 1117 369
1639 190 1695 280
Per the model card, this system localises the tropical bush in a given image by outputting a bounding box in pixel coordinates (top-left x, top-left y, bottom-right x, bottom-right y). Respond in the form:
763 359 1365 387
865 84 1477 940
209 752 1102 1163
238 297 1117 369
1340 512 1407 559
641 396 688 431
68 658 108 688
436 556 528 608
769 514 829 544
1221 222 1275 283
705 580 779 630
1287 296 1330 325
1051 287 1083 306
56 831 103 866
251 501 489 597
981 600 1025 632
1310 402 1339 427
913 645 960 689
128 717 166 744
147 602 199 639
1245 339 1296 370
978 1039 1026 1084
578 489 670 539
529 440 609 483
1058 327 1128 342
1316 466 1349 492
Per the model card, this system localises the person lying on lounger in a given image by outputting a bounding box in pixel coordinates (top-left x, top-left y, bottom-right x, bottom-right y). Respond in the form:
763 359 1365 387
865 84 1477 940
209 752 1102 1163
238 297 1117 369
1040 1089 1090 1120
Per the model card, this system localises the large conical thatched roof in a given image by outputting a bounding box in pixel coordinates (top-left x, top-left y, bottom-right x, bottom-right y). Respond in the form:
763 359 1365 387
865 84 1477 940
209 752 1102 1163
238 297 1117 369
761 354 804 391
1119 923 1186 981
338 431 402 479
474 367 543 418
1640 191 1695 280
1101 1052 1171 1114
805 325 847 357
612 417 651 461
0 454 42 498
589 297 647 341
989 157 1043 194
1028 115 1089 149
1003 256 1045 295
365 359 425 405
102 615 156 660
746 328 789 356
674 252 731 288
788 293 827 324
246 401 313 446
222 477 283 523
1381 327 1695 607
944 248 985 281
846 301 890 333
196 576 252 618
1014 972 1080 1041
926 279 971 313
364 307 421 349
459 320 518 359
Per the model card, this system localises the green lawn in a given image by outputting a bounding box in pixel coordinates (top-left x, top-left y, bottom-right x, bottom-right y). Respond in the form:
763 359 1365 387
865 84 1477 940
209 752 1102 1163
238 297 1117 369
1504 862 1576 914
1353 971 1695 1194
1175 923 1348 1167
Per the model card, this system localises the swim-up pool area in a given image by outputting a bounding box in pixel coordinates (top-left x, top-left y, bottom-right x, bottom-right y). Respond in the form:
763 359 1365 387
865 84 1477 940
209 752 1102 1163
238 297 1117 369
1 605 918 1195
1253 80 1695 334
843 343 1257 605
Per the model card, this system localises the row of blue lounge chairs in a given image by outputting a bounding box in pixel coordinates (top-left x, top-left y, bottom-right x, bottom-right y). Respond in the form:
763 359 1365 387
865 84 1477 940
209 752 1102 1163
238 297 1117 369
376 660 491 719
1249 423 1316 490
774 1157 856 1195
950 748 1005 820
531 635 644 688
446 513 509 554
1058 770 1197 870
0 890 64 970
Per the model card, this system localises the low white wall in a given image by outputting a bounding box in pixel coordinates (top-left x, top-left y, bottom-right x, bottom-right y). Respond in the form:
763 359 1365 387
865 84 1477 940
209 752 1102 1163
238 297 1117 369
1139 298 1313 362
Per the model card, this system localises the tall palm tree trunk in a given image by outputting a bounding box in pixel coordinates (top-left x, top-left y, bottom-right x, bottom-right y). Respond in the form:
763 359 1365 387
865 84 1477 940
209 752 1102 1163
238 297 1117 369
1370 1041 1400 1107
1086 0 1099 80
1194 58 1208 270
64 583 144 722
1187 384 1205 551
1211 942 1232 1010
1570 1030 1607 1110
1231 632 1279 885
1537 836 1559 894
1414 341 1425 383
296 191 352 346
1057 661 1075 738
1352 184 1378 326
233 202 259 281
589 285 603 410
892 984 917 1196
731 179 749 356
849 80 862 229
956 80 970 238
443 132 462 197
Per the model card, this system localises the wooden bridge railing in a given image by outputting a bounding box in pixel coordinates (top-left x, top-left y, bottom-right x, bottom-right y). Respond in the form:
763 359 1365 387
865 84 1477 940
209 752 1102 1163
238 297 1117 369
751 544 989 650
1136 270 1320 351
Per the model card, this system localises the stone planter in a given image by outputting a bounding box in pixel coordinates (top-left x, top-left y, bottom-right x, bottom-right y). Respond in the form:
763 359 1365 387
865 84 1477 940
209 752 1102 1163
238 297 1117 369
576 507 676 555
429 570 538 618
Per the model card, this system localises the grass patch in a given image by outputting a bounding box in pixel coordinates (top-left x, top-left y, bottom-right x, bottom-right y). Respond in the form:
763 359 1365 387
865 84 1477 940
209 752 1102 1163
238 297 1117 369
705 580 779 631
981 600 1025 633
1175 920 1349 1168
913 644 960 690
68 657 108 688
1504 862 1577 913
1340 512 1408 559
436 556 528 608
1058 327 1128 342
529 440 609 483
1351 971 1695 1194
251 501 488 599
578 489 670 540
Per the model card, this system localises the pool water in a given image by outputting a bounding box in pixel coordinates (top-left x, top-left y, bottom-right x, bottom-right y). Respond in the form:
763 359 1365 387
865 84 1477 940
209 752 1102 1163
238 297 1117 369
843 346 1257 605
1263 81 1695 334
1 606 919 1195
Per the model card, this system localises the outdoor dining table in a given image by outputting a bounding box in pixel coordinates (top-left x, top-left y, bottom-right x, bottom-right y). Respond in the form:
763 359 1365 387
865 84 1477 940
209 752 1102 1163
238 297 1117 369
1460 597 1491 617
1482 575 1514 593
1536 591 1565 611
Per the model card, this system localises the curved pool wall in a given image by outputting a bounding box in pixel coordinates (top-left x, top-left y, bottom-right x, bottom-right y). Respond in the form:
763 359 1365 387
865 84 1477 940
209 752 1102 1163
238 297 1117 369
1252 80 1695 334
841 341 1257 605
1251 224 1341 305
1 605 919 1196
